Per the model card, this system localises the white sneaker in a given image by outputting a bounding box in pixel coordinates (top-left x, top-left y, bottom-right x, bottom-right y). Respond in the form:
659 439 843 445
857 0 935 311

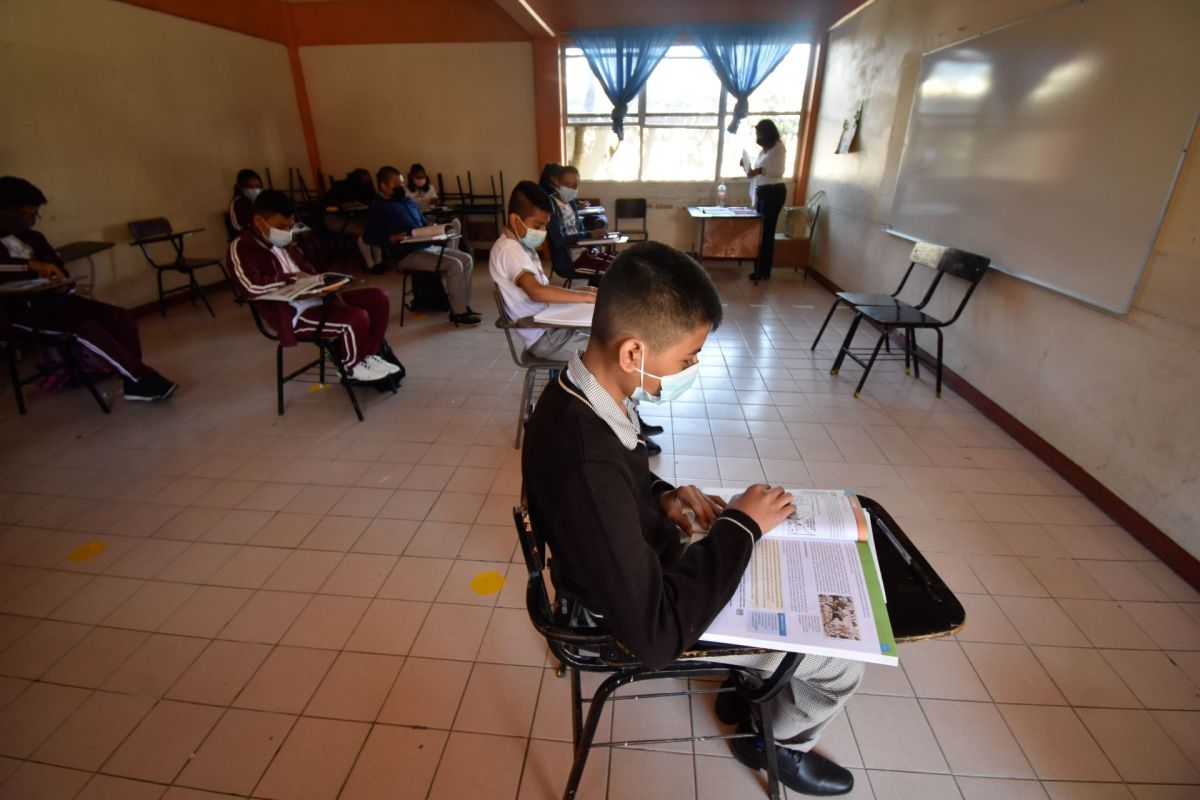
349 361 388 382
364 355 400 375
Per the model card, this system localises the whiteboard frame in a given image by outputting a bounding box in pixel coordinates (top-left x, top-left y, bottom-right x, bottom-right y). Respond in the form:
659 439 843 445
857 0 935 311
884 2 1200 315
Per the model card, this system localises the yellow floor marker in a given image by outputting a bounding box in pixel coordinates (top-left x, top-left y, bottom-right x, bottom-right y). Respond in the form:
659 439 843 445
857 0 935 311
469 570 506 596
68 540 106 562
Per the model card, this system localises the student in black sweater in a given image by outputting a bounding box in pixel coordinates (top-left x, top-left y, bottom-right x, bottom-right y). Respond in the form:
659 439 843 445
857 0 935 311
522 242 860 796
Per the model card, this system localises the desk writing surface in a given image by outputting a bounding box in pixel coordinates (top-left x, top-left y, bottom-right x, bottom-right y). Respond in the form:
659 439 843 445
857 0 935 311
577 207 605 216
577 235 628 247
56 241 114 263
533 302 593 328
687 206 761 219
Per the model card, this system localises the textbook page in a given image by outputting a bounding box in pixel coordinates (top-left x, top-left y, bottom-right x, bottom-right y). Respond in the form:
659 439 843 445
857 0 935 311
699 488 897 665
708 489 870 542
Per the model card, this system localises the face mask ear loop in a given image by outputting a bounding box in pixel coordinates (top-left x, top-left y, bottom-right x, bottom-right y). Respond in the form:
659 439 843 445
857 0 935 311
638 343 647 399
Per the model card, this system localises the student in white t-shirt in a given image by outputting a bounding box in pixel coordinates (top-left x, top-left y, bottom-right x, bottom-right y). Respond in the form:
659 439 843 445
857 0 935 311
489 180 596 363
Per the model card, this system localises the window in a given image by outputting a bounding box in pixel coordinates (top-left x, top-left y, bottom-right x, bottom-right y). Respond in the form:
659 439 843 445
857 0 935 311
564 43 811 182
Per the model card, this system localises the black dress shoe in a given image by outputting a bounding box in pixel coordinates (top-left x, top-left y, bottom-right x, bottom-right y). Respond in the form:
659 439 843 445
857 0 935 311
714 677 751 724
644 438 662 456
640 420 665 436
730 721 854 796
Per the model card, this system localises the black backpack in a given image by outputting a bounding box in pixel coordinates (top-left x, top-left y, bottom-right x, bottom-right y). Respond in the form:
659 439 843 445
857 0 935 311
406 270 451 313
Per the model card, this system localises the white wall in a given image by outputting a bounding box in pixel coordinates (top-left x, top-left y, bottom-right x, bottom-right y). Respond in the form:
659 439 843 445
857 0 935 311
0 0 309 308
300 42 538 198
808 0 1200 557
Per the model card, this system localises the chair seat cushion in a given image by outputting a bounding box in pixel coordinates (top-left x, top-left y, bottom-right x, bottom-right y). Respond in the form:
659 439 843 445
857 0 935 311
859 302 944 326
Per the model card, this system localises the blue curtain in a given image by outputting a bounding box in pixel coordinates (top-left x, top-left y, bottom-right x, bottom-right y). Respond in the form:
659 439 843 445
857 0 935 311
690 23 808 133
572 26 677 140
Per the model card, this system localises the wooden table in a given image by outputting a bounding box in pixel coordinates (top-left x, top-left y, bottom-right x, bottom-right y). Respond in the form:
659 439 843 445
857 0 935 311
686 206 763 262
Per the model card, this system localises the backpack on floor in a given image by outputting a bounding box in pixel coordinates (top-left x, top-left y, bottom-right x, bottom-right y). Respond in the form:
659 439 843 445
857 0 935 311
406 270 451 313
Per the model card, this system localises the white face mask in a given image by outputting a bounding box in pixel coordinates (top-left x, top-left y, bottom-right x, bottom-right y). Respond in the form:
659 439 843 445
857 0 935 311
266 226 293 247
243 187 262 201
631 346 700 405
558 186 578 204
515 217 547 251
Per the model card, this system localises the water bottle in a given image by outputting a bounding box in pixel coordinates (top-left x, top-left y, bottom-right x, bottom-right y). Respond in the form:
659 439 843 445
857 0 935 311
717 182 727 207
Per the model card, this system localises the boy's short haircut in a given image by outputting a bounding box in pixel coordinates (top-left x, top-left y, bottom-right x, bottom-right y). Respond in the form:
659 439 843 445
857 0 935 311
508 180 552 219
236 168 261 185
253 189 295 220
592 242 723 349
376 165 401 187
561 165 580 178
0 176 47 208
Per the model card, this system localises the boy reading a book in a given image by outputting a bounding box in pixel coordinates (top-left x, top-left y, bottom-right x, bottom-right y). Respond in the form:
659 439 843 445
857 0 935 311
229 190 399 383
522 242 861 796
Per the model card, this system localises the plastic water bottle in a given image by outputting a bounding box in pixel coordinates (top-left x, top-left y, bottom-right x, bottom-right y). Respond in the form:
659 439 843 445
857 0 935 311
717 182 727 207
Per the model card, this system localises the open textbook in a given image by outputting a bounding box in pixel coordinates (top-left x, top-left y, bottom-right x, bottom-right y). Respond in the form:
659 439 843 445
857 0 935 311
256 272 352 303
700 489 898 666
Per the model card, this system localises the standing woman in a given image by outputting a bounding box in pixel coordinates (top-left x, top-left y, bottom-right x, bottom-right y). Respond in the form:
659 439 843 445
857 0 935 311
747 119 787 281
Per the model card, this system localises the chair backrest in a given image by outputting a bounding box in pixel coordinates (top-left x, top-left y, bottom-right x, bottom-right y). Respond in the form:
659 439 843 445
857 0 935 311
615 198 647 221
906 243 991 320
492 287 529 368
128 218 172 241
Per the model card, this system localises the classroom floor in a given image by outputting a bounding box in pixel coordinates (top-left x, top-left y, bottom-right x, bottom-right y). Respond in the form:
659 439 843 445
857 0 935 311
0 264 1197 800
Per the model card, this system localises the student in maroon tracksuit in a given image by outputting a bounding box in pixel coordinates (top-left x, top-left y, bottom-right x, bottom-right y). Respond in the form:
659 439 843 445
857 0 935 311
0 176 178 401
228 190 398 383
227 168 262 239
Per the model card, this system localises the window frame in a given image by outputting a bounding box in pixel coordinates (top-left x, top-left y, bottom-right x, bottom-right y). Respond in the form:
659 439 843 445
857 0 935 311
562 42 814 183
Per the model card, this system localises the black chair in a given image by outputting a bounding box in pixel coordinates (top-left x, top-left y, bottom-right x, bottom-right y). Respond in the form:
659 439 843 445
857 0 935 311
2 328 110 415
395 235 460 326
128 218 228 317
830 246 990 398
243 300 398 422
493 288 570 448
512 505 802 800
614 198 648 243
811 241 951 351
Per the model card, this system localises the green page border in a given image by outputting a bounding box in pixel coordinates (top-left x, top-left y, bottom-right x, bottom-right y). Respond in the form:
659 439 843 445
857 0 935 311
857 540 898 660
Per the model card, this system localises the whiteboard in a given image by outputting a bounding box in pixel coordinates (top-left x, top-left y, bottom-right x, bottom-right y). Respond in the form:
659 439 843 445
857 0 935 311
887 0 1200 313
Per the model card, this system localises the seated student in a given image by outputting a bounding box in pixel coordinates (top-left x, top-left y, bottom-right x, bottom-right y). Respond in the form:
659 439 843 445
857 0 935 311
490 180 596 363
560 164 608 232
0 177 177 401
547 164 614 283
227 169 263 238
322 168 380 272
406 163 466 252
229 190 399 383
364 166 479 326
522 242 861 796
324 168 375 208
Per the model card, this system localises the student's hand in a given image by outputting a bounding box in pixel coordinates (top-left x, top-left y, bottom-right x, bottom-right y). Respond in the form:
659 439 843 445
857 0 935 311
660 485 727 532
29 261 66 284
593 228 607 237
728 484 795 536
389 232 408 244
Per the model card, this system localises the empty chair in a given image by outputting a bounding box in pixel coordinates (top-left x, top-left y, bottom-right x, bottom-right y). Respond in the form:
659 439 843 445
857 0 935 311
829 245 990 397
775 190 824 278
811 241 948 351
614 198 648 242
128 218 227 317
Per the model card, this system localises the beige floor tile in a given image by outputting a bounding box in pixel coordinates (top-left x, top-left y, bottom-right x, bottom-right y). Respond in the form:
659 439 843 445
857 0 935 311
206 546 288 589
1118 602 1200 650
957 776 1049 800
344 598 429 655
517 738 609 800
923 698 1034 777
152 506 226 542
1127 786 1200 800
32 689 155 770
0 677 28 712
405 520 471 558
1078 707 1200 783
233 646 336 714
157 586 249 638
846 694 948 773
0 681 91 757
1032 646 1141 708
410 602 492 661
279 594 369 649
459 523 517 562
319 552 397 596
103 699 223 783
254 716 369 800
607 746 697 800
74 774 167 800
197 508 274 545
954 594 1023 644
218 590 310 644
610 676 696 755
1078 561 1170 602
329 487 393 518
436 559 506 606
378 657 473 729
262 549 343 593
283 485 348 516
305 651 402 721
340 724 447 800
1099 649 1200 710
100 633 207 696
350 518 419 555
154 542 238 583
378 555 453 600
966 555 1049 597
962 642 1067 704
1059 599 1158 649
175 708 294 795
299 514 368 551
859 660 915 696
166 639 271 705
900 639 989 701
1149 710 1200 772
102 580 197 631
1022 558 1109 600
0 618 91 679
104 539 191 579
866 770 962 799
998 705 1118 781
0 761 91 799
995 596 1090 647
47 575 145 625
477 606 548 666
453 662 542 737
247 511 321 548
1135 562 1200 603
377 489 440 521
0 569 93 617
428 731 527 800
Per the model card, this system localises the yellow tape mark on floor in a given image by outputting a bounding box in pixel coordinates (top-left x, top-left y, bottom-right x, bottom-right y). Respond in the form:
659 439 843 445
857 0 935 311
68 540 106 562
469 571 506 596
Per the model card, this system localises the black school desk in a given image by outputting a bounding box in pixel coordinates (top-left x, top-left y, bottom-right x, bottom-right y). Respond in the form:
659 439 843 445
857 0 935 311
55 240 113 298
686 206 763 262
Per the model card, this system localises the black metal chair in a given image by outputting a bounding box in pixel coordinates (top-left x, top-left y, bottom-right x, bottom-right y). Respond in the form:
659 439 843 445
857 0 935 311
128 218 228 317
830 246 990 398
512 505 801 799
396 234 459 326
2 328 110 415
614 198 648 243
493 288 570 448
243 299 398 422
811 241 951 351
